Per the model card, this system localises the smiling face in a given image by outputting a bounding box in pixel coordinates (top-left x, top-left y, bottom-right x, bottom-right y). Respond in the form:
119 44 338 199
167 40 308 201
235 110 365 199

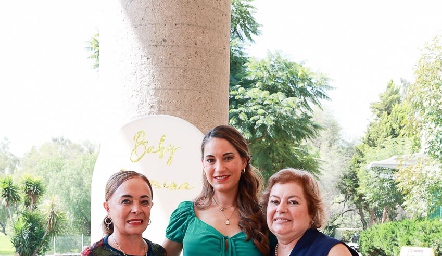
104 177 153 236
202 137 247 194
267 182 312 243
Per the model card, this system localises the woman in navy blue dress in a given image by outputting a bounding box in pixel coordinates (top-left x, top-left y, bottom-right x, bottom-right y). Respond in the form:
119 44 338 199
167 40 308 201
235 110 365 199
261 168 359 256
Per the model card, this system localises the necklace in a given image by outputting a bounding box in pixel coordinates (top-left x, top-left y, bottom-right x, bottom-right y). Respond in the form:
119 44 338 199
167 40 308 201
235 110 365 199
213 197 237 225
111 235 147 256
275 243 278 256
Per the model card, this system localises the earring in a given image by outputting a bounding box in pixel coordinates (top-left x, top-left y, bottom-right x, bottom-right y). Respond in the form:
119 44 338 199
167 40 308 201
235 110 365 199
148 219 152 225
104 216 112 230
242 168 246 173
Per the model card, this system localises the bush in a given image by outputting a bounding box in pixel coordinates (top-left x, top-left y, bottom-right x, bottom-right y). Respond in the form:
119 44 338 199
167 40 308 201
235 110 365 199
11 211 50 256
359 219 442 256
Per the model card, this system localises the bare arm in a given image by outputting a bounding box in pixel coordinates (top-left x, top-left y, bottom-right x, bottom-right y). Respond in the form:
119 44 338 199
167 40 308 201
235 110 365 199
328 243 353 256
162 238 183 256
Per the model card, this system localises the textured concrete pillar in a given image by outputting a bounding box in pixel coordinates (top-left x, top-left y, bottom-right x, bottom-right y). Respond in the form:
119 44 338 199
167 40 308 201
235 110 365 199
101 0 231 134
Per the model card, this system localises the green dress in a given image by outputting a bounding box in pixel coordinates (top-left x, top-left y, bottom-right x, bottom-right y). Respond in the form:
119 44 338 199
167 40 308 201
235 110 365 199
166 201 262 256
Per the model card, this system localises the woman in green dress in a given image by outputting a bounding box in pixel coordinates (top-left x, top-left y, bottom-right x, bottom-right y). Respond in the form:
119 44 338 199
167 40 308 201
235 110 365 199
162 125 270 256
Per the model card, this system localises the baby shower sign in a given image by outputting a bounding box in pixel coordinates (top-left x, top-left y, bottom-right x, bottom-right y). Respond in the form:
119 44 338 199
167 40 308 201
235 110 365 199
90 115 204 244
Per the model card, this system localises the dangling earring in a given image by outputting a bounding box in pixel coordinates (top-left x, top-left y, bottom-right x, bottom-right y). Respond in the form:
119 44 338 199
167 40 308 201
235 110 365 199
104 216 112 230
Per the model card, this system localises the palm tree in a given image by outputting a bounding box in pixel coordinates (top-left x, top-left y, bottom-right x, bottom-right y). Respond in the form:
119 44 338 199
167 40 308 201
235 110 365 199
0 175 21 221
21 175 44 212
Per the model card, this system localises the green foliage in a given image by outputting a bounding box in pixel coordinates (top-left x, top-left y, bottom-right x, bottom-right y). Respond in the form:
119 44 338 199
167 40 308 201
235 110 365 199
338 145 369 229
358 166 403 220
359 219 442 256
339 79 422 229
229 0 261 87
85 32 99 70
396 155 442 218
11 210 49 256
0 138 19 176
407 35 442 161
6 175 67 256
230 0 260 43
0 175 20 224
230 52 332 178
41 197 67 237
18 138 97 235
308 109 360 232
20 175 44 212
370 80 402 118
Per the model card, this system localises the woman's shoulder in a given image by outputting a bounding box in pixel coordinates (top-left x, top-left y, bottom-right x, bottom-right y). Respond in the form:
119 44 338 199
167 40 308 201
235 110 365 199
81 238 111 256
328 243 357 256
166 200 196 240
144 238 167 256
177 200 194 209
311 230 358 256
171 200 195 217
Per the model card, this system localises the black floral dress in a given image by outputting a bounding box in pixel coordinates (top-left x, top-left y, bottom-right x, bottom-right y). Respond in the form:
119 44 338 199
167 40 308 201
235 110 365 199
81 236 166 256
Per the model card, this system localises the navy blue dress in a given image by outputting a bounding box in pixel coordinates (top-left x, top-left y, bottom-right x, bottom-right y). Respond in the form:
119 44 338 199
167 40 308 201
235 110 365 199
271 228 359 256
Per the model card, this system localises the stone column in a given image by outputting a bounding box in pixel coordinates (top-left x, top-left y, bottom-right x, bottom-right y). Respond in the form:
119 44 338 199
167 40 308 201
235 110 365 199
100 0 231 134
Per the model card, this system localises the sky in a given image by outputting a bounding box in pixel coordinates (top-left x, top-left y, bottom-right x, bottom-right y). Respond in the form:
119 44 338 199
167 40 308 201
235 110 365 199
1 0 442 157
247 0 442 142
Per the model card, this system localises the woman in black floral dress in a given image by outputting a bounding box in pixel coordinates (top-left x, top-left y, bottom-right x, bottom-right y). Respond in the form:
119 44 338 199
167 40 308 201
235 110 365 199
82 170 166 256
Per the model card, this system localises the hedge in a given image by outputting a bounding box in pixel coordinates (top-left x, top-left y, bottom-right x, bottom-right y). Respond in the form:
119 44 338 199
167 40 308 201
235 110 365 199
359 219 442 256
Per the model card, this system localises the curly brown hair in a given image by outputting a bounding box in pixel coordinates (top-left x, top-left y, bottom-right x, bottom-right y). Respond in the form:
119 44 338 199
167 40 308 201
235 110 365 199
195 125 270 255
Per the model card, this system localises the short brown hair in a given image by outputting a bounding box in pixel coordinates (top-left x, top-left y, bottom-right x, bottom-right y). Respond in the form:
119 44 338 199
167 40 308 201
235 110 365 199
261 168 325 228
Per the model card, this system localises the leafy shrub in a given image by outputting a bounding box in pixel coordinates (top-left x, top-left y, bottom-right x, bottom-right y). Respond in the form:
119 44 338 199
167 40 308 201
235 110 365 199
359 219 442 256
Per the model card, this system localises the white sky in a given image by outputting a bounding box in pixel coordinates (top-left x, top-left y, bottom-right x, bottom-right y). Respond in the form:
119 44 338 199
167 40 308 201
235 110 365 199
248 0 442 142
1 0 442 156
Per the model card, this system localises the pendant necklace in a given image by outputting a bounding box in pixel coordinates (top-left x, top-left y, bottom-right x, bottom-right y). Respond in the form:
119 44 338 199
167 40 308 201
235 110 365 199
111 235 147 256
213 197 237 225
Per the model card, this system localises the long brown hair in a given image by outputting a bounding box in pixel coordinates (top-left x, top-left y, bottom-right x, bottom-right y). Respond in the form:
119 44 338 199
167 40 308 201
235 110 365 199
195 125 270 255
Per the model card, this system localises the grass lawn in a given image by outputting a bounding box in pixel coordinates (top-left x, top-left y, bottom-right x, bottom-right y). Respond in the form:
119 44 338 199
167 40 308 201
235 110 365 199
0 233 15 256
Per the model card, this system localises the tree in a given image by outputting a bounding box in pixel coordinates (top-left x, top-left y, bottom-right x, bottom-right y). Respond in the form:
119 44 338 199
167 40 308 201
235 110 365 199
229 0 260 86
309 108 359 233
0 175 20 235
0 175 20 223
230 0 260 43
18 137 98 235
338 145 370 230
339 80 419 229
32 197 66 256
407 34 442 161
10 175 66 256
395 155 442 218
85 32 99 70
0 138 19 175
21 175 44 212
12 210 48 256
230 51 332 178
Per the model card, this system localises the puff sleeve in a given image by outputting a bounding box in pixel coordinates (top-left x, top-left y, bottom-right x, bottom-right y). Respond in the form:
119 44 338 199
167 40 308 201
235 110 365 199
165 201 194 243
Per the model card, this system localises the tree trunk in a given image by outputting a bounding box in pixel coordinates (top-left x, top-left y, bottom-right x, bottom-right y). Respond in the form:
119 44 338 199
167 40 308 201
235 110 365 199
368 208 375 228
381 206 388 223
358 206 367 230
